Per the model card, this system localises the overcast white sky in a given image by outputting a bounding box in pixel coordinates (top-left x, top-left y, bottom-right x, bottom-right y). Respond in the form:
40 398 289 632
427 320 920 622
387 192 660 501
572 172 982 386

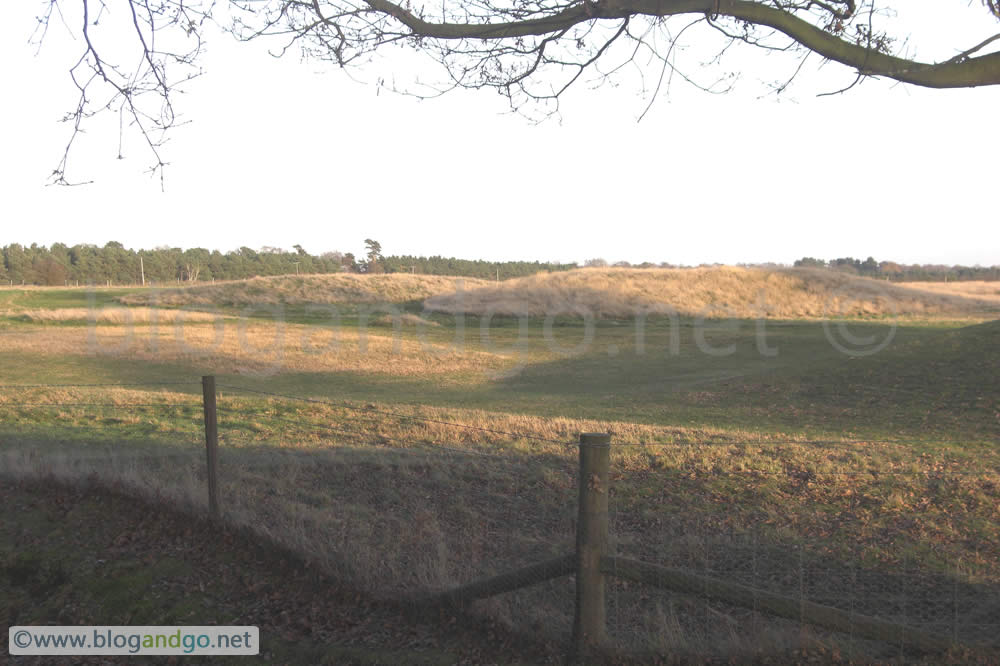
1 1 998 266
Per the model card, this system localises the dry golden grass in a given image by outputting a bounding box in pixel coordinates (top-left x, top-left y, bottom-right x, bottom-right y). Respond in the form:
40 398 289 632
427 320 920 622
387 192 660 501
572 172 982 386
895 280 1000 304
5 396 997 659
0 322 506 377
3 372 998 659
119 273 493 307
193 396 761 453
2 307 226 324
0 386 196 406
424 267 995 319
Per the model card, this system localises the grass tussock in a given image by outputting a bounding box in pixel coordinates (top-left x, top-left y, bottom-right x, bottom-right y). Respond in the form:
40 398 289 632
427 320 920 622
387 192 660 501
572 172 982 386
2 307 226 324
118 274 493 307
424 267 996 319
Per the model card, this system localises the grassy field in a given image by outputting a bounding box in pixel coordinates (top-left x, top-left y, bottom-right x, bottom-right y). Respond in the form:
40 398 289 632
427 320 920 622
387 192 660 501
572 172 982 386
1 270 998 662
903 280 1000 304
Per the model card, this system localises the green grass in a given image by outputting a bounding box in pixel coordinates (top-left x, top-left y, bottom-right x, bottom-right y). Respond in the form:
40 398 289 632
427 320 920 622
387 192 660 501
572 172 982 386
0 286 137 309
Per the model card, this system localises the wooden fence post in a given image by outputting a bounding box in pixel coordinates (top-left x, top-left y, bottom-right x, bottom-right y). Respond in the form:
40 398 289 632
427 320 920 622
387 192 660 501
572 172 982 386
201 375 220 519
572 432 611 658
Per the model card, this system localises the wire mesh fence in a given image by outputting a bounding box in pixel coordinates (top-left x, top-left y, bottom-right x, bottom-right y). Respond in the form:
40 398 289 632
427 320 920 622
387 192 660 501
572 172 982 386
605 449 1000 662
0 379 998 661
208 384 582 648
0 381 213 521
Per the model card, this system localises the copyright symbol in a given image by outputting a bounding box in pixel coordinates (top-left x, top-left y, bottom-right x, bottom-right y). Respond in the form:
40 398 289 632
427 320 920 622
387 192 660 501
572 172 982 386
13 630 32 648
822 282 897 358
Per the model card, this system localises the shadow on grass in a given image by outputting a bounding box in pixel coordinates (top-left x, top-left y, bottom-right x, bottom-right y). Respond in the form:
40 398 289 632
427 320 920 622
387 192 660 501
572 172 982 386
0 474 560 665
2 317 991 440
3 426 998 662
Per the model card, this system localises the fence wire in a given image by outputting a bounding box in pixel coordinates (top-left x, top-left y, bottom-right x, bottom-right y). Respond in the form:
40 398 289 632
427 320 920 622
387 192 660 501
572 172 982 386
1 380 998 661
0 381 201 389
216 383 575 447
605 455 1000 661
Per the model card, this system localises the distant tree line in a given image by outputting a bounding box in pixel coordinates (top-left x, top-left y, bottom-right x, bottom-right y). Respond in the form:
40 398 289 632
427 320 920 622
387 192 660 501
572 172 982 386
0 242 352 286
382 255 576 279
582 258 678 269
0 242 578 286
6 242 991 286
793 257 1000 282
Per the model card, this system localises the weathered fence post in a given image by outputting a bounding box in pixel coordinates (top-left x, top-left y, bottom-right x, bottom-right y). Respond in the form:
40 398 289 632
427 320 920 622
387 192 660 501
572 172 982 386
572 432 611 658
201 375 220 519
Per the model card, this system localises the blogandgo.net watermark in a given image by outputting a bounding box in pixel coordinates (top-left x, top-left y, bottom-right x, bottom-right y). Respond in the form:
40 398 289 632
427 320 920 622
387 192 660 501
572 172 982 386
8 626 259 656
82 279 899 376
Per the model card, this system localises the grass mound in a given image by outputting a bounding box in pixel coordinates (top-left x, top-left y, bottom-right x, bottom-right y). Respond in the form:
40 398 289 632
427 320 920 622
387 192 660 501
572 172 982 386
119 273 493 307
424 267 994 319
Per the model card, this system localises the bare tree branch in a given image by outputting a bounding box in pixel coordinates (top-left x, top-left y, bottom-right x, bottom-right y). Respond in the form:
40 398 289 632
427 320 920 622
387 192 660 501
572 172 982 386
33 0 1000 182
